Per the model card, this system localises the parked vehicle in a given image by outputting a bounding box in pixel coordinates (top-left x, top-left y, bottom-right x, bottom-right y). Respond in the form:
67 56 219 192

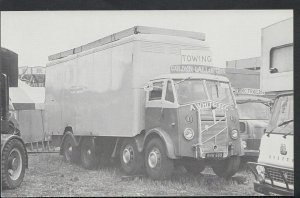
45 26 244 180
248 92 293 195
235 93 271 160
1 48 28 189
248 18 293 195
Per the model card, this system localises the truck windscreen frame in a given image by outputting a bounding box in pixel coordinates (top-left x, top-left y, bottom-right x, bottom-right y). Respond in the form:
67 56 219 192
173 79 234 106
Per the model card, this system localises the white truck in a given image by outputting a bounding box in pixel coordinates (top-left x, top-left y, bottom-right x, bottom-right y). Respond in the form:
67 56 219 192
45 26 244 180
248 18 293 195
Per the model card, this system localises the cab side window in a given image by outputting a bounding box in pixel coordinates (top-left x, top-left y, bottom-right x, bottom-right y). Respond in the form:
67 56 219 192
149 81 164 101
165 81 174 103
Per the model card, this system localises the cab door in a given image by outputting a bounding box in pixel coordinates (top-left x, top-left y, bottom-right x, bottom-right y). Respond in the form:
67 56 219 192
145 80 180 155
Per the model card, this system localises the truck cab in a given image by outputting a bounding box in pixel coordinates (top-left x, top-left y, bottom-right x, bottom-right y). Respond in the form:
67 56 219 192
143 70 243 178
235 91 272 160
248 92 293 195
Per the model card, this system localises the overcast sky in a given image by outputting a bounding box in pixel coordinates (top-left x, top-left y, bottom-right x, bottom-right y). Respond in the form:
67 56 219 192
1 10 292 68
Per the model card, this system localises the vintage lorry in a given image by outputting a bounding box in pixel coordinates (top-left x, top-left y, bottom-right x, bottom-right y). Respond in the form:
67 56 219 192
45 26 244 180
234 89 272 160
248 18 293 195
1 47 28 189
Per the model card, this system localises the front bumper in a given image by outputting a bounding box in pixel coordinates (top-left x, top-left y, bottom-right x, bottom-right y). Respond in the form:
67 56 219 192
248 162 294 196
253 181 294 196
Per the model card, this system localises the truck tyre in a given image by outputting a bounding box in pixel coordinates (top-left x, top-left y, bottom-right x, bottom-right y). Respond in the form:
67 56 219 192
120 138 143 175
212 156 241 178
145 138 174 180
62 135 80 164
183 161 205 174
1 139 26 189
80 138 99 169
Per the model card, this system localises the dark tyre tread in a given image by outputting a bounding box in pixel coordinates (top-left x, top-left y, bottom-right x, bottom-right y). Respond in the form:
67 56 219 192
212 156 241 178
184 161 205 174
1 139 26 189
120 138 144 175
62 135 80 164
80 138 99 170
145 138 174 180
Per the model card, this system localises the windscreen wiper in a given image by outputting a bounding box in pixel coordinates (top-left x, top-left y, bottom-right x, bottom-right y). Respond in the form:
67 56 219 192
278 119 293 127
174 76 191 85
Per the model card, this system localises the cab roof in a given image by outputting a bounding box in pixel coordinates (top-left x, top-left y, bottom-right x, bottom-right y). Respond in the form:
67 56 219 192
150 73 229 82
275 91 294 98
235 95 272 104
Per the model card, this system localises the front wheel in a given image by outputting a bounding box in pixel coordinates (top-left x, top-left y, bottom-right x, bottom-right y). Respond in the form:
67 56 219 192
145 138 174 180
1 139 26 189
212 156 241 178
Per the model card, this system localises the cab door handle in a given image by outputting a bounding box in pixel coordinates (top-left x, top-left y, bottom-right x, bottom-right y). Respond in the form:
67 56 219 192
170 122 176 127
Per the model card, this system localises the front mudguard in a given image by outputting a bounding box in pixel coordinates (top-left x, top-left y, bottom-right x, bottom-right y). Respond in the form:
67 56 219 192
1 134 28 168
136 128 178 159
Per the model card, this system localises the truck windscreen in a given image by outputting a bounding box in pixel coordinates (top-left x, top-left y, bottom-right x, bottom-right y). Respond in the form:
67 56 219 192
268 95 294 134
174 79 207 105
237 102 270 120
174 79 234 105
205 80 234 105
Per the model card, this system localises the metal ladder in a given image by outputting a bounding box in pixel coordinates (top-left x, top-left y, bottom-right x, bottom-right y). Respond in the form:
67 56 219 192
26 140 59 154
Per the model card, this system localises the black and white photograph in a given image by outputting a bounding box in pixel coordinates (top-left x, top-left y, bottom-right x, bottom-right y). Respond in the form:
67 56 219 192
1 10 294 196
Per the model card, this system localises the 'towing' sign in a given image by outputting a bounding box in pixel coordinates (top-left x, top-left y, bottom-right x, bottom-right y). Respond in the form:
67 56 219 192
181 49 213 66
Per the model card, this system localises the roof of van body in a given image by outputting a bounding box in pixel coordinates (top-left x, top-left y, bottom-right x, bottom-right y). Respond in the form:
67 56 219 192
48 26 207 61
151 73 229 82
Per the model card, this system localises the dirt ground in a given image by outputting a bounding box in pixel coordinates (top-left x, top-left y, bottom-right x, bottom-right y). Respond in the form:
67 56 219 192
1 153 262 197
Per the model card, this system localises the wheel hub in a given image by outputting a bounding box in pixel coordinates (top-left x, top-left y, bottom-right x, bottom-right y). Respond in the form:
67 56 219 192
87 149 91 155
11 158 19 171
8 148 22 180
123 146 133 164
148 148 160 168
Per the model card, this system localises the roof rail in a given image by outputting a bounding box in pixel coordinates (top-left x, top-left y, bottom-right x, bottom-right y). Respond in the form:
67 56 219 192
48 26 206 61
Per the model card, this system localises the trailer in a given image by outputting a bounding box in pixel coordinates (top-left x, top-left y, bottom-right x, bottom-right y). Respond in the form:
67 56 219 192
46 26 243 180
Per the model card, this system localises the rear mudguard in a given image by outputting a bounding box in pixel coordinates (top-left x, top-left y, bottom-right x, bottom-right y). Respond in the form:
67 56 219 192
1 134 28 168
135 128 178 159
59 132 81 155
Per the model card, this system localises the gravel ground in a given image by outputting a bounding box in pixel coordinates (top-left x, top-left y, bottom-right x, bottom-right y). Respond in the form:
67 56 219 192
1 153 262 197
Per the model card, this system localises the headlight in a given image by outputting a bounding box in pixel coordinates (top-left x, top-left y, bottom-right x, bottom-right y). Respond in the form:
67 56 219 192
231 129 238 139
183 128 194 140
256 165 265 183
241 140 247 149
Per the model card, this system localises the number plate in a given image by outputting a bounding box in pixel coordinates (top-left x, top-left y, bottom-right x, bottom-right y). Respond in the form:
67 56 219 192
205 152 223 158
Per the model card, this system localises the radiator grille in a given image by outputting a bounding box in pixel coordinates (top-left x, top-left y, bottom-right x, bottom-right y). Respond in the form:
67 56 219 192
246 139 260 150
265 166 294 185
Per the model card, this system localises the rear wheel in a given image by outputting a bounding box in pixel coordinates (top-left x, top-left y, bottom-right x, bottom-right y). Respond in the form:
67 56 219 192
183 160 205 174
1 139 26 189
120 138 144 175
145 138 174 180
212 156 241 178
80 138 99 169
62 135 80 163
